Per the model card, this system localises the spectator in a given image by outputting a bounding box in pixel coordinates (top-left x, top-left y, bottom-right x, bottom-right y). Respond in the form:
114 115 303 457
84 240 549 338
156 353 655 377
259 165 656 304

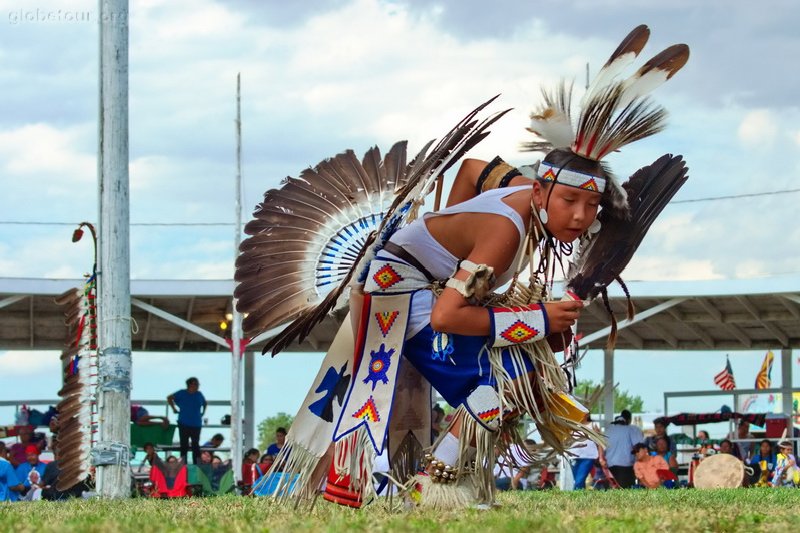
494 439 535 491
266 427 287 456
697 430 710 442
40 447 63 501
167 377 207 464
604 410 644 488
244 448 259 464
728 420 755 460
0 445 23 502
632 443 669 489
139 442 160 474
15 445 47 498
750 439 777 487
9 425 35 467
47 415 60 451
772 439 800 487
199 450 213 465
569 413 601 490
718 438 739 458
431 404 445 441
253 453 274 481
644 418 676 455
652 436 679 473
131 404 169 427
203 433 225 448
241 448 260 490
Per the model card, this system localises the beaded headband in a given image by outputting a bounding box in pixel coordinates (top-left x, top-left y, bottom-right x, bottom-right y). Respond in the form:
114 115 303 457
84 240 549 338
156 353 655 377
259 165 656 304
536 162 606 194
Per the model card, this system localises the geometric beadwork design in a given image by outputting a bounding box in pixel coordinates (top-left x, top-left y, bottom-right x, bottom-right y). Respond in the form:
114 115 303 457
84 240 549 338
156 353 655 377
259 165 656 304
374 310 399 336
499 320 540 344
541 168 557 181
477 407 500 424
362 343 393 391
372 264 403 290
578 178 599 192
537 162 606 194
352 395 380 423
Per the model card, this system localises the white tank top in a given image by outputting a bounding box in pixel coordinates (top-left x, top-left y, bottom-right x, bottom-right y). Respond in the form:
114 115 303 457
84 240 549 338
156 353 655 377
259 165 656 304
385 185 532 337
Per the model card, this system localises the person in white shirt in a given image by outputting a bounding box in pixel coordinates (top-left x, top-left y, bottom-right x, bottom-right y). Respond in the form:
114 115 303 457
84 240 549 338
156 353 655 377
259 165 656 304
569 413 602 489
494 440 535 491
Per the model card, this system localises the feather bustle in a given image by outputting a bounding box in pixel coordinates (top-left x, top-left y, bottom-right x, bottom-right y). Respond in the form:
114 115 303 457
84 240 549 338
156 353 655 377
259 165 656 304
240 96 509 350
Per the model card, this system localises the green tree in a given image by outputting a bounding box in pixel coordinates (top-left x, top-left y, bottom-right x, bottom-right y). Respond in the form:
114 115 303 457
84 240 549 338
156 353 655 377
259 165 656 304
257 412 294 453
575 379 644 414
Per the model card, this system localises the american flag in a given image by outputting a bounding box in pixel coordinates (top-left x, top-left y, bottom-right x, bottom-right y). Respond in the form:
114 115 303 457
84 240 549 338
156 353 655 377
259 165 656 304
714 357 736 390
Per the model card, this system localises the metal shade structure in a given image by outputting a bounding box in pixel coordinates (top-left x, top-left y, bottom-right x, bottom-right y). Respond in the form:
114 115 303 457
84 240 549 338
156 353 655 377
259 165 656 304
2 276 799 353
1 274 798 433
576 277 800 351
0 278 346 353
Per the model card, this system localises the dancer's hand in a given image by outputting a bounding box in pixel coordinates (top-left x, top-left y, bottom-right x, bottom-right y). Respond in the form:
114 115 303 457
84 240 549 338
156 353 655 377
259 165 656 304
544 300 583 333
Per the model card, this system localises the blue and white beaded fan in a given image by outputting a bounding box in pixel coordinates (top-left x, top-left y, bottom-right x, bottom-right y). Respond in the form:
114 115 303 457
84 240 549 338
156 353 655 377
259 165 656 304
235 96 510 355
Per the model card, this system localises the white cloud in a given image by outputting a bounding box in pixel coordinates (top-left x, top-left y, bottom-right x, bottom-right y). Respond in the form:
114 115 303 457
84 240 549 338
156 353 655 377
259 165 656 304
737 109 779 149
0 0 798 286
0 123 95 186
0 350 59 377
623 256 721 282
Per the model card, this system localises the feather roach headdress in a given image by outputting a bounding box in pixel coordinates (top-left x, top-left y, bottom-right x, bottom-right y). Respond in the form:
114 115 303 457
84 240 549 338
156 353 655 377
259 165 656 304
236 96 510 354
521 27 691 348
522 25 689 216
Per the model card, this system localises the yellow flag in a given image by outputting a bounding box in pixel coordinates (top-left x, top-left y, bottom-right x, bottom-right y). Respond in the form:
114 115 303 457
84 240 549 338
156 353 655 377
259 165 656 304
755 350 774 389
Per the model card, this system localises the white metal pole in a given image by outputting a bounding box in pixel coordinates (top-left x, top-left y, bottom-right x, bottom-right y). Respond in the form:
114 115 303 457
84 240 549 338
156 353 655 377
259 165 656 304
603 348 614 429
244 351 255 450
96 0 131 499
781 348 793 429
230 73 244 481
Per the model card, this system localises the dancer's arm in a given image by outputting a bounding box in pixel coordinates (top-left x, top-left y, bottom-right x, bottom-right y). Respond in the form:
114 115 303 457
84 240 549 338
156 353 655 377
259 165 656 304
430 217 582 336
445 158 487 207
445 158 534 208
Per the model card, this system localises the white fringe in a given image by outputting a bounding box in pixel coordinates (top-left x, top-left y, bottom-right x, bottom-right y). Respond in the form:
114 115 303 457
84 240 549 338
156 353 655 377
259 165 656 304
409 474 473 510
266 443 322 501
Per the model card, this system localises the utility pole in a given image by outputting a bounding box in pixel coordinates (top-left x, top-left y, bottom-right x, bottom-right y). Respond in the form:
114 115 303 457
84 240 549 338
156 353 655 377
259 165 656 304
95 0 132 498
230 73 245 480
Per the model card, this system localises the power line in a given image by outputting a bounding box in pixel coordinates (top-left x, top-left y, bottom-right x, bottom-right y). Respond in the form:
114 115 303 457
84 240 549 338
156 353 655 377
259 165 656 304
671 188 800 204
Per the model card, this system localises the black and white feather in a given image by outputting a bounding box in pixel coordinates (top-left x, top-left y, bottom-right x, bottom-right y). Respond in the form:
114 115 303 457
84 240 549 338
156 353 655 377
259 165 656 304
521 25 689 214
567 153 689 309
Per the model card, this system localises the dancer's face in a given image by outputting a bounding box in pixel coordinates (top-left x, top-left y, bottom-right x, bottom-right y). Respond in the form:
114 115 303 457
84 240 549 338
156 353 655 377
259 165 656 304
532 181 600 242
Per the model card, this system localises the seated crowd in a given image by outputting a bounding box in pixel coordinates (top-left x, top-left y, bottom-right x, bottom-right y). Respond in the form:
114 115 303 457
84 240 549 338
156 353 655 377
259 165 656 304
488 410 799 491
4 405 798 500
0 411 292 501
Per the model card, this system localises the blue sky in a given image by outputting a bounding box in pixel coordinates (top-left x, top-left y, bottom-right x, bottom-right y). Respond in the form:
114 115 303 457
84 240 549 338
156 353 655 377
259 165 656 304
1 0 799 443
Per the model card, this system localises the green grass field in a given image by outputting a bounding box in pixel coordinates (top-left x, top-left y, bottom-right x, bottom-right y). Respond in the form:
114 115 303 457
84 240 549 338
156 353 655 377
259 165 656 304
2 489 799 533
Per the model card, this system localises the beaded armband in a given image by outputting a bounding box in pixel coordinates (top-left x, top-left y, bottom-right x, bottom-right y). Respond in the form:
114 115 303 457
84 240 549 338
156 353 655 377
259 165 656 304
488 304 549 348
